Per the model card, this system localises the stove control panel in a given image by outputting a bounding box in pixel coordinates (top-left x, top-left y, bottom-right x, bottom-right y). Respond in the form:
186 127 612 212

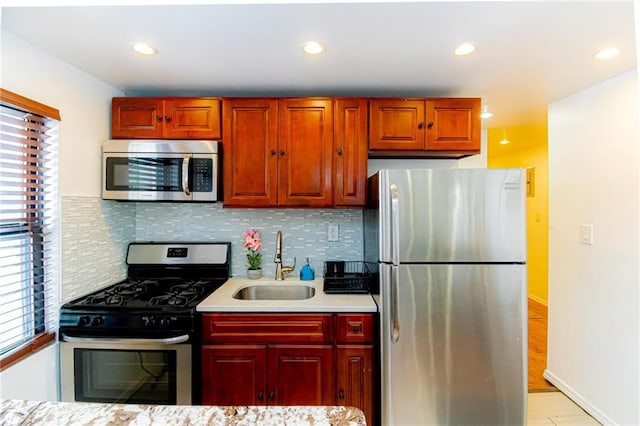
60 312 195 334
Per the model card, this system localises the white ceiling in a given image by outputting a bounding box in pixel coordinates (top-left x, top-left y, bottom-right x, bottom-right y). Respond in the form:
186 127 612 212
1 1 636 128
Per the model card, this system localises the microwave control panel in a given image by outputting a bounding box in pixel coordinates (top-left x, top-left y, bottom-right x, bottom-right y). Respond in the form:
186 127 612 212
193 158 213 192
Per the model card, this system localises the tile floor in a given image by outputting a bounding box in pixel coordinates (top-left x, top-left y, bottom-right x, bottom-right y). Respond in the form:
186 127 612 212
528 392 601 425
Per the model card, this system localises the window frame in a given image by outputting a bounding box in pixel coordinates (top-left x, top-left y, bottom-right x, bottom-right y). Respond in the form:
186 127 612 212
0 88 60 371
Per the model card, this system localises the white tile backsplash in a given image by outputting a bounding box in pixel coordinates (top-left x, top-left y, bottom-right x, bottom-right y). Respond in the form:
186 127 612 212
61 197 135 302
134 203 364 278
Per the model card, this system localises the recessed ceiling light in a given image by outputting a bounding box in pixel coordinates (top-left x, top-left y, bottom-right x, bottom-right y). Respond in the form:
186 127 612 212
499 138 510 145
131 42 157 56
303 41 325 55
594 47 620 60
480 105 493 119
454 43 476 56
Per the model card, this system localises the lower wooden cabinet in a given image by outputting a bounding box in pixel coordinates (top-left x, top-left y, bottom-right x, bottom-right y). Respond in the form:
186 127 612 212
201 313 375 424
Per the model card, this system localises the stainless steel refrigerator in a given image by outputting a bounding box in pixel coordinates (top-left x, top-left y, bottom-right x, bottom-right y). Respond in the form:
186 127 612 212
364 168 527 426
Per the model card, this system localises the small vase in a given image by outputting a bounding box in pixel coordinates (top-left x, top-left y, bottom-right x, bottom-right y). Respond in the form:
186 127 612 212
247 268 262 280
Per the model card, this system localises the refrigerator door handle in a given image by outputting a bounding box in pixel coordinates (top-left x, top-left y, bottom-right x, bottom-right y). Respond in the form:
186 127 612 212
391 265 400 343
390 184 400 267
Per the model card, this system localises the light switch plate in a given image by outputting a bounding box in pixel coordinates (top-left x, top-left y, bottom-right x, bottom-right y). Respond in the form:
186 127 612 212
327 223 339 242
580 224 593 245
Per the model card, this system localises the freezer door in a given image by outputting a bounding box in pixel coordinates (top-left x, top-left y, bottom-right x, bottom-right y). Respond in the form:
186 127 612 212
380 263 527 426
378 168 526 263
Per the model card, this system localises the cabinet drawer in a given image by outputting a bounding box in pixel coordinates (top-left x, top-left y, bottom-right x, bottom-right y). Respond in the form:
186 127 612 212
202 313 333 344
336 314 374 344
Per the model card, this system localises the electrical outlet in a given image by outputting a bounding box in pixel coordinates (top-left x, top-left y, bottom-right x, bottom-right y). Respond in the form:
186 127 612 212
328 223 339 242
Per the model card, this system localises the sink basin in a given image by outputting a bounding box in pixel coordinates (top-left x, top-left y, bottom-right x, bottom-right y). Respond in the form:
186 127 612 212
233 284 316 301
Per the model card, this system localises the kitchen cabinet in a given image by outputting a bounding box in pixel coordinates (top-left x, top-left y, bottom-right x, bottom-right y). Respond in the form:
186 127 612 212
201 313 334 406
222 98 333 207
333 98 368 206
368 97 480 158
200 312 375 424
222 98 278 207
111 97 221 139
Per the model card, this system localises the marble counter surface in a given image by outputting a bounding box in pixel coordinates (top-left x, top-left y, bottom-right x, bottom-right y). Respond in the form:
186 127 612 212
1 399 366 426
197 277 377 313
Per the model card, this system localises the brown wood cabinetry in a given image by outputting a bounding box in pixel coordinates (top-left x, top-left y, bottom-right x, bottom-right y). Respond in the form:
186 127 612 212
222 99 278 207
201 312 375 424
223 98 366 208
278 98 333 207
333 99 368 206
111 97 221 139
369 97 481 158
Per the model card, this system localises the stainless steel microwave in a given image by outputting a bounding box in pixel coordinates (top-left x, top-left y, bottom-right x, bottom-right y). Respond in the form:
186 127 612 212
102 139 220 202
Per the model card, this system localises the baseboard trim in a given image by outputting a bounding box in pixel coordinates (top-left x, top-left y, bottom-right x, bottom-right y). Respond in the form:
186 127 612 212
543 369 615 425
528 294 548 306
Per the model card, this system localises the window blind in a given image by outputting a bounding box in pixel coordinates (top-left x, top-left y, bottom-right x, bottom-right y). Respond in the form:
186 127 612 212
0 92 59 369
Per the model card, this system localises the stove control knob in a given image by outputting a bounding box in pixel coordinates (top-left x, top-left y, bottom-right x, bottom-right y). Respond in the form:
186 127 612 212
143 316 156 328
91 316 104 327
77 316 90 327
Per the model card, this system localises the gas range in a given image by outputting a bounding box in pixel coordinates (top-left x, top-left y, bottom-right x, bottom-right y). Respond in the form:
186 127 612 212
59 242 231 339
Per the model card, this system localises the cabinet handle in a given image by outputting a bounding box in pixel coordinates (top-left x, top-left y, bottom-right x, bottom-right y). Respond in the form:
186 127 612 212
337 148 343 156
338 389 345 400
165 115 171 122
427 121 434 129
257 391 263 400
279 150 285 156
352 326 360 333
156 115 162 121
418 121 425 129
270 149 276 155
268 390 275 400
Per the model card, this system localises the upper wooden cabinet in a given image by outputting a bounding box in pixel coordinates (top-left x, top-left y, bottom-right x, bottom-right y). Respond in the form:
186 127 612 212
369 97 481 158
111 97 221 139
222 98 278 207
333 99 368 207
223 98 366 208
278 98 333 207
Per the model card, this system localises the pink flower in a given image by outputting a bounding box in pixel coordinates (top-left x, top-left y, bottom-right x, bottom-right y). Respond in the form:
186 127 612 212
244 229 262 269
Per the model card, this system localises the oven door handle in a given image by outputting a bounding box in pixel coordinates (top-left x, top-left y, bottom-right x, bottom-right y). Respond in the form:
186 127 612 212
61 334 190 345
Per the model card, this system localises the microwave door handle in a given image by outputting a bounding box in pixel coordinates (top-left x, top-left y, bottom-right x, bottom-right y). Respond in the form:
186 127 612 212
182 155 191 196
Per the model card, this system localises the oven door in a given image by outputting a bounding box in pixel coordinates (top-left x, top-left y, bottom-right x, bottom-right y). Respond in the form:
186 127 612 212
60 335 191 405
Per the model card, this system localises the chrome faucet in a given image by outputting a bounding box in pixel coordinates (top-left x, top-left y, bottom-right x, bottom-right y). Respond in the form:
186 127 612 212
274 230 296 280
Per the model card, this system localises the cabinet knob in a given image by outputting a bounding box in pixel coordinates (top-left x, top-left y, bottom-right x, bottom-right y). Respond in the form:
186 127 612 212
165 115 171 122
337 148 343 156
268 390 275 400
156 115 162 121
427 121 434 129
418 122 425 129
338 389 345 400
257 391 263 400
352 326 360 333
279 150 285 156
270 149 276 155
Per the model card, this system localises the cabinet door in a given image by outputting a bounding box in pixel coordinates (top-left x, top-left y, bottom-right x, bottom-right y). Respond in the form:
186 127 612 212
222 99 278 207
426 98 480 151
336 345 374 426
333 99 368 207
278 99 333 207
164 98 221 139
111 97 164 138
268 345 334 405
201 345 267 406
369 99 426 150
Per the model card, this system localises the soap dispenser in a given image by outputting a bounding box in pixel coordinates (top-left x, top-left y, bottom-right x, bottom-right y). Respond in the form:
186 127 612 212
300 257 315 281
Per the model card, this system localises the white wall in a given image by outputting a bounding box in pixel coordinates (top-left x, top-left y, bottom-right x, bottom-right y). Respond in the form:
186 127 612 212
1 30 124 197
546 70 639 425
0 30 123 401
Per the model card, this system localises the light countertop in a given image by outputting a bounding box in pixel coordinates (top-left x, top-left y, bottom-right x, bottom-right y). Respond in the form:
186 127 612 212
1 399 366 426
197 277 378 313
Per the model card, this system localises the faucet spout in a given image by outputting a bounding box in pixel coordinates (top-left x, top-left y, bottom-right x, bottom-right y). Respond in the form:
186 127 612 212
274 230 296 280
